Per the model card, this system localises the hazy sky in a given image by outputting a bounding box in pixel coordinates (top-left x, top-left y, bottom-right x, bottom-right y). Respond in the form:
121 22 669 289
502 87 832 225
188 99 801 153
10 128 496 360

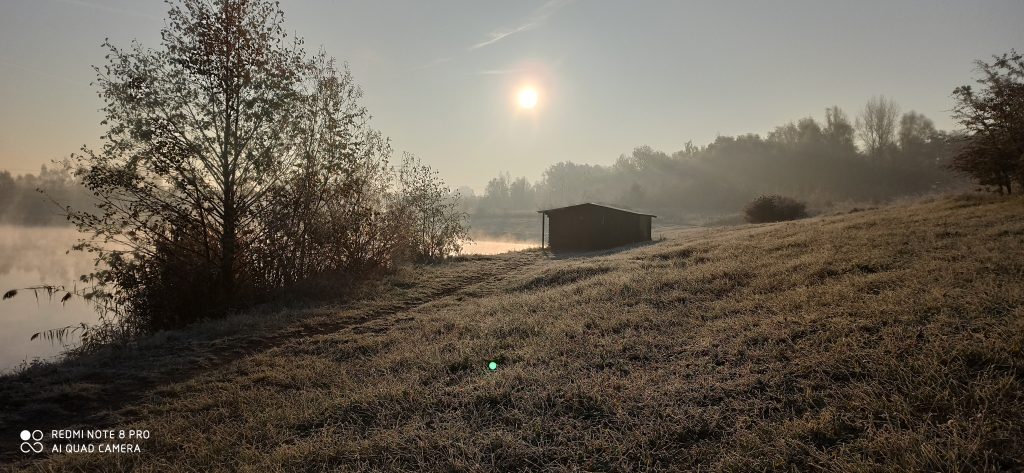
1 1 1022 191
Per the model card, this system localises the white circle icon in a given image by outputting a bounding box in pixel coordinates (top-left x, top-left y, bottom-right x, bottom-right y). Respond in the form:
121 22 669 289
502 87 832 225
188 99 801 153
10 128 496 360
19 430 44 453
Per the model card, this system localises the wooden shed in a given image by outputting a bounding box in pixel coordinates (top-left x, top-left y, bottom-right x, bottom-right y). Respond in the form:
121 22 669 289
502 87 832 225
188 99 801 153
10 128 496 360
538 203 656 251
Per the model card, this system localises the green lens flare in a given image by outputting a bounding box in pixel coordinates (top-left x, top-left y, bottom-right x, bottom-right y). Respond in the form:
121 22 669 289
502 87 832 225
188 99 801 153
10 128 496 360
488 361 498 370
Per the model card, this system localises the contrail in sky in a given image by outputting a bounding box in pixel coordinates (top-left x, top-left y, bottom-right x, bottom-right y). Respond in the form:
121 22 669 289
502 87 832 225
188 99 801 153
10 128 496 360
470 0 574 50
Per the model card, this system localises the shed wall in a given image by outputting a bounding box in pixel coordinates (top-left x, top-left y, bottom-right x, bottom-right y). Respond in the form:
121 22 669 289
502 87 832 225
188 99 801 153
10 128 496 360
546 206 652 251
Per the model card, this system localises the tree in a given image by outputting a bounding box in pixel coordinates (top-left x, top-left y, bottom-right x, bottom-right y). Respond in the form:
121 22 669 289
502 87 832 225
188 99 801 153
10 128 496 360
508 176 534 209
60 0 465 338
394 154 469 261
823 106 856 152
898 111 936 150
895 111 940 171
857 96 901 157
71 0 307 326
483 172 511 211
768 118 823 150
950 50 1024 194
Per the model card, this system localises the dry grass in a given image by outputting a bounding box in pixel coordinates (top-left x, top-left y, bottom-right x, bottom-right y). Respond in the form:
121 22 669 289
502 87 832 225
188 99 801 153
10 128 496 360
2 194 1022 471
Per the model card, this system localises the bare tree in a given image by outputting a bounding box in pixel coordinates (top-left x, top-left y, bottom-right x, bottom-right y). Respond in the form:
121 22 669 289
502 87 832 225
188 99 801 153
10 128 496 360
856 96 901 157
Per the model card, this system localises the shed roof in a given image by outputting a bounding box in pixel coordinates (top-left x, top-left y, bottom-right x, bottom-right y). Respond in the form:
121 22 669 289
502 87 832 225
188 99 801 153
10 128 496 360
537 202 657 218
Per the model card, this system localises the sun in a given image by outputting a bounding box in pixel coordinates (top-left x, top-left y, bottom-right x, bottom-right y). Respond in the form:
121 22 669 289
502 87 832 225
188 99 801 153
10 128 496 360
517 87 539 109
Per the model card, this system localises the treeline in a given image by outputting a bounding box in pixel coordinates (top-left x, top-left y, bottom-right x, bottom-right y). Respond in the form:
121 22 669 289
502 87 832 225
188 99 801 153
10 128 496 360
0 165 94 225
471 98 965 220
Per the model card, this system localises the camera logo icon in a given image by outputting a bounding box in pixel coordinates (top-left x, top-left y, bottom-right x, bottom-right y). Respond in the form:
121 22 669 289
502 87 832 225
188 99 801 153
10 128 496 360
19 430 44 454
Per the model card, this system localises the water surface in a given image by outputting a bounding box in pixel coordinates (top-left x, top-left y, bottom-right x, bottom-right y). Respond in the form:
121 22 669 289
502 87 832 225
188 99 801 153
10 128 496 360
460 239 536 255
0 225 98 372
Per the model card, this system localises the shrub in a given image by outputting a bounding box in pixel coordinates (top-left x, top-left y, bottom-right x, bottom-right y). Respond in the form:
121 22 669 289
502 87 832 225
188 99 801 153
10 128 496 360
744 195 808 223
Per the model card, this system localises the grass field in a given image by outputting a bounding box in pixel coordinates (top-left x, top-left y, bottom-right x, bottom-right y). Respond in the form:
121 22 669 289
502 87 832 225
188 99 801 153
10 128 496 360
1 194 1022 471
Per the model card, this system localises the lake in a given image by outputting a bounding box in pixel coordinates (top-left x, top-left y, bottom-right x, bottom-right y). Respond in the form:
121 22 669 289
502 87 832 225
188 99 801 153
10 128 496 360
460 239 536 255
462 212 539 255
0 225 98 372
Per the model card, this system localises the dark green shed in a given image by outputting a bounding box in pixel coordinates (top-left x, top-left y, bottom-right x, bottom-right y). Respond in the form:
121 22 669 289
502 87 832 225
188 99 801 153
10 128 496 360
538 203 655 251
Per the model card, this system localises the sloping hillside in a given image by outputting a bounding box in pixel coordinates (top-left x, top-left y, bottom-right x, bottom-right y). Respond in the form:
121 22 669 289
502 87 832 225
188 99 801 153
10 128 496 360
3 194 1023 471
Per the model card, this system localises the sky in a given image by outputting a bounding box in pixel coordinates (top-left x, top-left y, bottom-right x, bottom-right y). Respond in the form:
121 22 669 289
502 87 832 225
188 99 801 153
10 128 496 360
1 0 1022 192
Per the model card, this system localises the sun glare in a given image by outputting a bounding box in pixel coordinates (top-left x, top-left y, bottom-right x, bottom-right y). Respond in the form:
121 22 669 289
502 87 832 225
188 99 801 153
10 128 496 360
517 87 539 109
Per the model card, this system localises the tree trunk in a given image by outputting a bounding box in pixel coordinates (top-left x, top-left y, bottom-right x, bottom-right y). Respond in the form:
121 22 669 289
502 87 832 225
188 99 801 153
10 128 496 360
220 98 236 300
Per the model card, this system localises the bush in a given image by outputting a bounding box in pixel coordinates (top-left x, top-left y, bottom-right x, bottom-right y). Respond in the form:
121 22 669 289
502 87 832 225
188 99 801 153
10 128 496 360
744 195 808 223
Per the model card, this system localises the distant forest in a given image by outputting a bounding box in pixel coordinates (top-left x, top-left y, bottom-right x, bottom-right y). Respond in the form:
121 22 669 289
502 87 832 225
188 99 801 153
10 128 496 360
0 165 92 225
0 98 971 226
467 97 968 221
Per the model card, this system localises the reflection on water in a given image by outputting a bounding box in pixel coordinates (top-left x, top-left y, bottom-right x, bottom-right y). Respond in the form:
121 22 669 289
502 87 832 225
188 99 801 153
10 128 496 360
460 239 535 255
0 225 98 372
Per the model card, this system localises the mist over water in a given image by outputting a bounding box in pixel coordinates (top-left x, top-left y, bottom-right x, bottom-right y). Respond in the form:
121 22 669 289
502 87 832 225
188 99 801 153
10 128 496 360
0 225 98 372
460 239 536 255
